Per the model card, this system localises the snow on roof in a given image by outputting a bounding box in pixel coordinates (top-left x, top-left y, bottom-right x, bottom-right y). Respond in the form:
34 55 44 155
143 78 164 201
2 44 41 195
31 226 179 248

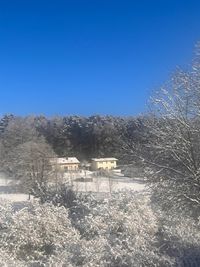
91 158 118 162
50 157 80 164
66 157 80 164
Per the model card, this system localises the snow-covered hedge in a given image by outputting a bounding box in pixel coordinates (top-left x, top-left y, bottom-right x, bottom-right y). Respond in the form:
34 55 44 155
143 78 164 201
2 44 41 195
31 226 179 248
1 192 199 266
0 200 80 266
69 192 172 267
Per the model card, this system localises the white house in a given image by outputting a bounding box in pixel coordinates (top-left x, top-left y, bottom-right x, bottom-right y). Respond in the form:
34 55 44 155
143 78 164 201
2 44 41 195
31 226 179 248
50 157 80 172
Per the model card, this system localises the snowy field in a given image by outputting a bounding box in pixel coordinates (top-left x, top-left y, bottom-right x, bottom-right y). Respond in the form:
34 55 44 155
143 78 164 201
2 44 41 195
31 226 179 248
0 172 12 185
70 177 145 193
0 193 30 202
0 171 146 203
64 171 146 193
0 172 30 203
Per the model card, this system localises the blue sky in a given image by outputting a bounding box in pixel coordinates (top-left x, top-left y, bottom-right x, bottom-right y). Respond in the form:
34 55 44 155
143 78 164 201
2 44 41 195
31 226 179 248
0 0 200 116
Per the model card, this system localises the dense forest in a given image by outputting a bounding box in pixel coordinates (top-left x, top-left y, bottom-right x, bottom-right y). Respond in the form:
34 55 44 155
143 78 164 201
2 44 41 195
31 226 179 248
0 114 148 162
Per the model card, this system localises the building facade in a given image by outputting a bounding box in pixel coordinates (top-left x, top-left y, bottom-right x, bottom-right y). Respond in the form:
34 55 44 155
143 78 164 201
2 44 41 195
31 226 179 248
50 157 80 172
91 158 118 171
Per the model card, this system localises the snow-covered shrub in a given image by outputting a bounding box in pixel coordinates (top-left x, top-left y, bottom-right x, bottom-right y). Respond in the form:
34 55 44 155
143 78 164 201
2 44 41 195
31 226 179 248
47 237 107 267
158 212 200 266
0 198 13 229
0 200 80 265
0 248 26 267
70 191 172 267
0 200 27 266
0 192 182 266
33 183 77 209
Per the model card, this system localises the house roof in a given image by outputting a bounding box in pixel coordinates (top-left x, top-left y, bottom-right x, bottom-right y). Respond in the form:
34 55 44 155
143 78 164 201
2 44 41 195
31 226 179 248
66 157 80 164
91 158 118 162
50 157 80 164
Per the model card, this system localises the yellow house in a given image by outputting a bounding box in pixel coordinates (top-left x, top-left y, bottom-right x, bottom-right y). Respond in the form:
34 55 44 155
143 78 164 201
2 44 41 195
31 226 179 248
50 157 80 172
91 158 118 171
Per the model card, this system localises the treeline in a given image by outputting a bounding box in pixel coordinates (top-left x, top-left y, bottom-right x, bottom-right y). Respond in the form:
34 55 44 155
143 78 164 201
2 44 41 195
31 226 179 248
0 114 148 161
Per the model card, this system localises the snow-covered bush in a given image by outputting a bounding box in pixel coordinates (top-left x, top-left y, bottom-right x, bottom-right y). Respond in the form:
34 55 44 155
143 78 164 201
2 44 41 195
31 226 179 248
3 192 197 266
0 248 26 267
33 183 77 209
0 198 13 229
158 212 200 266
0 200 80 265
0 200 27 266
70 191 172 267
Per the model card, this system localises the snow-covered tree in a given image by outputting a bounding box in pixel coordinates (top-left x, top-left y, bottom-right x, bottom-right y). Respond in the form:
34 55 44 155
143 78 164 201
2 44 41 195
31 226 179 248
137 43 200 217
5 140 56 195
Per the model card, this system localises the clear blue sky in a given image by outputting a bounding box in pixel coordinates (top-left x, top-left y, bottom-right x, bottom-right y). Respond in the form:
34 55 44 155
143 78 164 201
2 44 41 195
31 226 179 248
0 0 200 116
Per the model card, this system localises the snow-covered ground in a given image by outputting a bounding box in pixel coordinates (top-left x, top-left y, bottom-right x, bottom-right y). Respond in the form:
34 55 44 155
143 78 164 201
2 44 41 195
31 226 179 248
64 171 146 193
0 172 12 185
0 172 31 203
0 193 30 202
72 178 145 193
0 170 146 203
